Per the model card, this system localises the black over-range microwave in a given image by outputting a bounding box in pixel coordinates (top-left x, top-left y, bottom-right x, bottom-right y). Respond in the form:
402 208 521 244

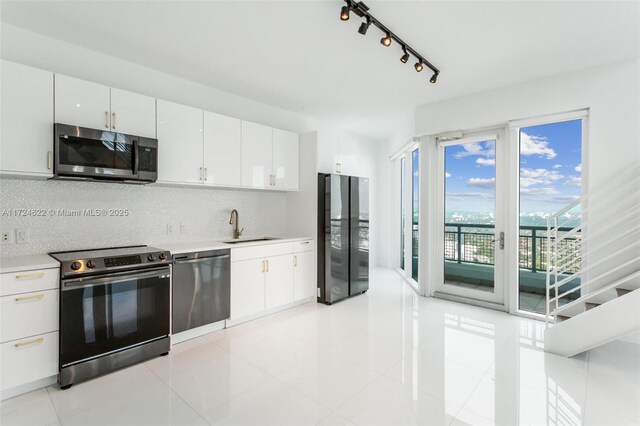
53 123 158 183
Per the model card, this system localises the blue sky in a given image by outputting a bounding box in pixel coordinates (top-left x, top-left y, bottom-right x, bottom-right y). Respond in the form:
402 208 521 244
445 119 582 215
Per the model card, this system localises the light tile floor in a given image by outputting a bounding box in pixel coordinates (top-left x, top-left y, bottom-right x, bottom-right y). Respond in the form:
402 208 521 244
2 268 639 425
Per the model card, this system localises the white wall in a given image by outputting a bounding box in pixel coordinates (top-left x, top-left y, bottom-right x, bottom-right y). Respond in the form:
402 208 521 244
410 59 640 291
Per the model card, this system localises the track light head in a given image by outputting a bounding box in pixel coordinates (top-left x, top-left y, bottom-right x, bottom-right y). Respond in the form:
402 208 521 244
380 32 392 47
400 47 409 63
430 72 439 84
414 61 424 72
340 5 350 21
358 17 371 35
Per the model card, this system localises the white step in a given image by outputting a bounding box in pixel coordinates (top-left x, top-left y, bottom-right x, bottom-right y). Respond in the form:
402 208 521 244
545 289 640 357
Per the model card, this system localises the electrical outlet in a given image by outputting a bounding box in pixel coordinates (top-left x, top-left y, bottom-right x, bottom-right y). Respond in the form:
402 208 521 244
166 224 174 235
180 223 187 234
15 229 28 244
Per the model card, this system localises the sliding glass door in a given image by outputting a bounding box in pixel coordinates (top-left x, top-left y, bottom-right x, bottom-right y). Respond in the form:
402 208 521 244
398 145 420 287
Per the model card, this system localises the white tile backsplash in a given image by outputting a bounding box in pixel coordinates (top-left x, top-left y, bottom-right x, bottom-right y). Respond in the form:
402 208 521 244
0 179 287 257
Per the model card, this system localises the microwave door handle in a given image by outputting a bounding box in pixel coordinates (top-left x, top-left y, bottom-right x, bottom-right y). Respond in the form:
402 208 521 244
63 268 169 290
133 139 140 176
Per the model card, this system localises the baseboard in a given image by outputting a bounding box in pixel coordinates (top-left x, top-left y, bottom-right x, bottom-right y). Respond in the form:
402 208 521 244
0 375 57 401
171 320 226 345
433 291 507 312
225 298 311 328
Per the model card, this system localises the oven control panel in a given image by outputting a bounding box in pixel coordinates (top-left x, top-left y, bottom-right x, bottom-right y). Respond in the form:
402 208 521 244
55 249 172 278
104 255 142 268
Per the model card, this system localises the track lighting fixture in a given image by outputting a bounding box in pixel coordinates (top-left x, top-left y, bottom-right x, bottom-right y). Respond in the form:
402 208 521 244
340 5 350 21
358 17 371 35
400 47 409 63
380 32 392 47
337 0 440 84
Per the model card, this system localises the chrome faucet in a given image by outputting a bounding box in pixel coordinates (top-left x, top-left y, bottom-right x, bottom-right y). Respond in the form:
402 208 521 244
229 209 244 239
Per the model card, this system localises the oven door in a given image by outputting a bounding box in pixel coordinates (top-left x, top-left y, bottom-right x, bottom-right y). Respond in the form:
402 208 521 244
54 124 138 180
60 267 170 367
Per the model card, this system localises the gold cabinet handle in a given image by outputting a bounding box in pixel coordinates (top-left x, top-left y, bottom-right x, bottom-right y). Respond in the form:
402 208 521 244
112 112 117 129
266 259 269 273
105 111 109 128
47 151 53 170
261 260 266 273
14 337 44 348
15 272 45 280
294 255 298 267
15 294 45 302
204 167 208 181
200 167 203 181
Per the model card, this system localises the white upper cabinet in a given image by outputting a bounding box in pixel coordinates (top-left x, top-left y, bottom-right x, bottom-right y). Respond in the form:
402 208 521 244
272 128 299 190
55 74 111 130
204 112 242 186
156 100 204 184
1 61 54 177
109 88 156 138
56 75 156 137
241 121 272 188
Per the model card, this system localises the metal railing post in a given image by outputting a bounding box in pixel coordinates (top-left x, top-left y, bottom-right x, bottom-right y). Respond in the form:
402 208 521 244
531 228 537 273
457 225 462 263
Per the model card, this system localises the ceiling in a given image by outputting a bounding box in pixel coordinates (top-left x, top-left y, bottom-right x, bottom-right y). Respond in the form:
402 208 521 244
2 1 638 141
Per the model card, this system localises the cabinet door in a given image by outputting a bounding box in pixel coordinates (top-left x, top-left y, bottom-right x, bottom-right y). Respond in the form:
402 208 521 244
204 111 242 186
265 254 294 310
110 88 156 138
156 100 204 184
293 250 316 301
1 61 54 176
230 259 265 320
55 74 111 130
241 121 272 188
272 128 299 190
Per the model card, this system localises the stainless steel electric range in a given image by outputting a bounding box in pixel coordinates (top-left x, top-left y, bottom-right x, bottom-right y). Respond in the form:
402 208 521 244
49 245 171 389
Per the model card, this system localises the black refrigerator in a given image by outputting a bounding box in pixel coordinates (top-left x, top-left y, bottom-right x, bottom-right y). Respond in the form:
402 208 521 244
317 173 369 304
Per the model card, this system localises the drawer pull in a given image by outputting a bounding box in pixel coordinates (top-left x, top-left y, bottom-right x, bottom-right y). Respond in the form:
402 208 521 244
15 294 45 302
294 255 298 267
14 337 44 348
15 272 45 280
300 241 310 245
262 260 266 273
266 259 269 273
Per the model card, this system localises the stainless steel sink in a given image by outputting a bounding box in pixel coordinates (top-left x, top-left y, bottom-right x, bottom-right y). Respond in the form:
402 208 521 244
222 237 281 244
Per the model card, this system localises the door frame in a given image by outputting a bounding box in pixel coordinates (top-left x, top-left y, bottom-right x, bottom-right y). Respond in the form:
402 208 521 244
433 128 509 308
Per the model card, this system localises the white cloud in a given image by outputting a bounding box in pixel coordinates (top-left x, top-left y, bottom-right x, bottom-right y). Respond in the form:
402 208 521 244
566 176 581 186
446 192 495 201
467 177 495 189
575 164 582 172
453 141 495 159
521 187 560 196
520 132 557 159
445 172 452 178
520 168 563 187
476 158 495 167
553 164 562 169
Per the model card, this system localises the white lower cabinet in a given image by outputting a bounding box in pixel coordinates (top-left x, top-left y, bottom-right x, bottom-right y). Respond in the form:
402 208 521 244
1 332 58 391
230 258 266 320
265 254 294 310
294 250 315 301
229 240 313 323
0 267 59 398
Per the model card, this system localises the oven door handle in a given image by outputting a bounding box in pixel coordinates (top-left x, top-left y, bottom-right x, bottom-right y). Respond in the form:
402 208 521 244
63 268 170 290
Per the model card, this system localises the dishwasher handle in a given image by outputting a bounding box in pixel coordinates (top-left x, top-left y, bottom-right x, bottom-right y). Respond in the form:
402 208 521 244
173 254 230 265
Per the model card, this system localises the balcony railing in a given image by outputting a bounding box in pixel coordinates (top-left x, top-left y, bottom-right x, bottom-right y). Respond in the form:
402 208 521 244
410 222 580 274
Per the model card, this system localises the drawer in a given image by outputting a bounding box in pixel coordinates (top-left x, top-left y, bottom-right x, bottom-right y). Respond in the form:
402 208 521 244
0 268 59 296
294 240 314 253
231 242 294 262
1 331 58 391
1 289 58 343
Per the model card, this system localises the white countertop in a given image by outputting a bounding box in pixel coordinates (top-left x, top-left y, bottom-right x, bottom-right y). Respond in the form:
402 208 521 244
0 237 313 272
161 236 313 255
0 254 60 274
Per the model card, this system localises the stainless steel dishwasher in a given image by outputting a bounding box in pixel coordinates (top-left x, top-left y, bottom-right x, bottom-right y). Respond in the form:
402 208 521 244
172 249 231 334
